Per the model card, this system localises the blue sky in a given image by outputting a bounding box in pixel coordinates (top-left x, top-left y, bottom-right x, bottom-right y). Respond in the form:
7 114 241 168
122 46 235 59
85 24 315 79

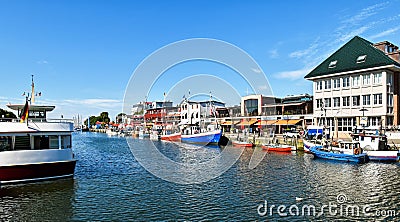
0 0 399 120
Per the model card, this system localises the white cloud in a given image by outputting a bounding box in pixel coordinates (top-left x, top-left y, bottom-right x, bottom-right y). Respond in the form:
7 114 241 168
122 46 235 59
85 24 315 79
369 27 400 40
289 42 319 59
274 67 313 80
338 26 370 42
1 97 123 120
37 60 49 64
341 2 387 26
334 2 389 44
268 49 279 58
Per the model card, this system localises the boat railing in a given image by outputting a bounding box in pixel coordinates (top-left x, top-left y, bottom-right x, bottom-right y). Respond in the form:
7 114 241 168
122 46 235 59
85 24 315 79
0 117 73 123
0 117 17 122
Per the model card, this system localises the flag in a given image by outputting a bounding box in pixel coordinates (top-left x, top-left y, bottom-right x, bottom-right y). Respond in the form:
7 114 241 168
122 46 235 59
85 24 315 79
20 100 29 123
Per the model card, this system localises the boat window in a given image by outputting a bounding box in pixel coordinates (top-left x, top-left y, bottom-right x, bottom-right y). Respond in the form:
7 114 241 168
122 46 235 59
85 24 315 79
61 135 72 148
0 136 12 151
49 136 59 149
14 136 31 150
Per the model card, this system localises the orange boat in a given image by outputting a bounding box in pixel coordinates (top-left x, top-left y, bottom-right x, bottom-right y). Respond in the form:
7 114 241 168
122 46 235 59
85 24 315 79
261 144 293 152
232 141 254 147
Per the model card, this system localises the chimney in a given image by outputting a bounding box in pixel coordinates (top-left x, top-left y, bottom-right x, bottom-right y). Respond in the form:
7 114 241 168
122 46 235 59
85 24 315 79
373 40 400 62
388 51 400 63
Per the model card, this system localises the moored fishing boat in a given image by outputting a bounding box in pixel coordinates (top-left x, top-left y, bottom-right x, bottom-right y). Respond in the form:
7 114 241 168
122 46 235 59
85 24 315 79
261 144 293 152
351 126 399 162
0 77 76 185
232 140 254 147
179 97 224 146
309 143 369 163
181 129 221 145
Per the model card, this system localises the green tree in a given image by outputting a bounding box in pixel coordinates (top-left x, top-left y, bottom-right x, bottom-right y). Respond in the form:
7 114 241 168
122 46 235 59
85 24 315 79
0 108 17 119
100 112 110 123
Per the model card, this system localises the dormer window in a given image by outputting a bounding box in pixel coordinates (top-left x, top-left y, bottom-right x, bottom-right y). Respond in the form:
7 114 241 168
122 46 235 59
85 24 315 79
328 60 337 68
357 55 367 63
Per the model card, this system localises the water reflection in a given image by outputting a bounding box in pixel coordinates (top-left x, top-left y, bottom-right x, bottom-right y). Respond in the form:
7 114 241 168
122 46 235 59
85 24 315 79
0 178 75 221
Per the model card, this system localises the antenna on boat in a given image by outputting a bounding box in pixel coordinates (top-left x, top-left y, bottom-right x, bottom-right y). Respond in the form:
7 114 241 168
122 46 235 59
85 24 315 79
30 75 42 105
31 74 35 104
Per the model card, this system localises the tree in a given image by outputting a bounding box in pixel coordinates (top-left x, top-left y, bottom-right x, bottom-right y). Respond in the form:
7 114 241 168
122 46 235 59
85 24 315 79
100 112 110 124
0 108 17 119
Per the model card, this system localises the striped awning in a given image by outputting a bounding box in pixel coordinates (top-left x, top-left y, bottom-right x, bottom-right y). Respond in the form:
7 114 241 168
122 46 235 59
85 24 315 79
238 119 258 126
274 119 302 125
255 120 280 125
221 120 240 125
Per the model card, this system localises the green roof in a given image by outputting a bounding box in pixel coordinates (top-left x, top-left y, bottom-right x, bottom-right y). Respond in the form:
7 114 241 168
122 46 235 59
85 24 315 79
304 36 400 79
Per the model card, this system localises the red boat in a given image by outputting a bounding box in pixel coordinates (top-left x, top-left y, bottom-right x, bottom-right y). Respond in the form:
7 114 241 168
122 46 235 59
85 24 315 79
261 144 293 152
232 141 254 147
160 132 181 142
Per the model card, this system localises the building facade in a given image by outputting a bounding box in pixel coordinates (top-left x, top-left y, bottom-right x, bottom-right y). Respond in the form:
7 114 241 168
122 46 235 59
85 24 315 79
304 36 400 138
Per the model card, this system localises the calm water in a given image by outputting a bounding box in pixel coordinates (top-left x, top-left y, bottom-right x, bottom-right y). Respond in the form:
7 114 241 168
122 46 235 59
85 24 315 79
0 132 399 221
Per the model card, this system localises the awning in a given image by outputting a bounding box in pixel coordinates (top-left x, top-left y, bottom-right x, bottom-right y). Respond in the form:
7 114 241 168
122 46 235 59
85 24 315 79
255 120 280 125
238 119 258 126
274 119 302 125
221 120 240 125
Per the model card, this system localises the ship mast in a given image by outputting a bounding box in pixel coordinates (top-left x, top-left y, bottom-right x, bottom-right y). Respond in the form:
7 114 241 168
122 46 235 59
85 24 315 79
31 74 35 104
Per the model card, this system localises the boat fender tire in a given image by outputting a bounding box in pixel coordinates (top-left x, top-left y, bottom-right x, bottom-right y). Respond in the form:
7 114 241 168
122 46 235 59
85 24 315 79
354 148 360 155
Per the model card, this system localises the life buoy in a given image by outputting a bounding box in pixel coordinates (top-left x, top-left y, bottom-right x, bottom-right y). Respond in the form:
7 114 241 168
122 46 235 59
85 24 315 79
354 148 360 155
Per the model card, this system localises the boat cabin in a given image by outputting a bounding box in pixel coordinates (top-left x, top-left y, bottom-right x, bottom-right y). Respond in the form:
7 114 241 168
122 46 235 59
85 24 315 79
351 126 388 151
0 104 73 152
7 104 56 122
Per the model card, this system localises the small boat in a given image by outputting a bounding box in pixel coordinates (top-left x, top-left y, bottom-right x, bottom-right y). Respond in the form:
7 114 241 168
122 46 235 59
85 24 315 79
261 144 293 152
309 144 369 163
232 141 254 147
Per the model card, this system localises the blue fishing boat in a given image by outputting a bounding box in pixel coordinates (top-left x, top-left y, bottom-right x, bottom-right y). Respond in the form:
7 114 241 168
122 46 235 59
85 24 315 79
181 129 221 145
309 145 369 163
179 96 225 146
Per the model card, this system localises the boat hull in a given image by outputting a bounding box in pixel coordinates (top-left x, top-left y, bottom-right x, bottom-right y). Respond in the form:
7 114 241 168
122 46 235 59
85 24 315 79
0 160 76 184
310 146 369 163
366 150 400 162
161 133 181 142
232 141 254 147
0 148 77 185
261 145 292 152
181 130 221 145
302 140 314 153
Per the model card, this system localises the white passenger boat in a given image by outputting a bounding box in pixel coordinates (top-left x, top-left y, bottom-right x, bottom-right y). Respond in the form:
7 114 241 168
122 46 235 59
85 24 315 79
0 79 76 185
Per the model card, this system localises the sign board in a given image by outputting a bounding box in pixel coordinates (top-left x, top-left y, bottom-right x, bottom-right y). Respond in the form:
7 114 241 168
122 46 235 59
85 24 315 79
360 116 367 125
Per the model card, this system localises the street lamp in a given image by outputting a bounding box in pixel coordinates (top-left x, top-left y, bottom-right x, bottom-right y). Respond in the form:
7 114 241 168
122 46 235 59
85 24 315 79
359 108 368 127
360 108 368 117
